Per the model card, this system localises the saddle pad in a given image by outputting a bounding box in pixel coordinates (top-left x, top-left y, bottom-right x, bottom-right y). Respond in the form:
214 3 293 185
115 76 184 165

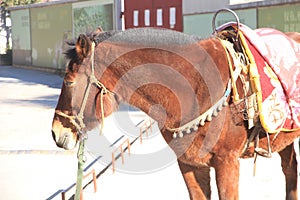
239 25 300 132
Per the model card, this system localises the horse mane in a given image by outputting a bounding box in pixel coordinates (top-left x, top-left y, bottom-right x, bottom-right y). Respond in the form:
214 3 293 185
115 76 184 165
106 28 202 46
64 28 202 69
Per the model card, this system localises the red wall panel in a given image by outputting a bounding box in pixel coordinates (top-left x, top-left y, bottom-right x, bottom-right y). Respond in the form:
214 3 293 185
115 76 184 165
124 0 182 32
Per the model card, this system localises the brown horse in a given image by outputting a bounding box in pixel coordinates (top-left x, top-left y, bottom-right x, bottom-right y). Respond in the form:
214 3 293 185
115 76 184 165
51 27 299 199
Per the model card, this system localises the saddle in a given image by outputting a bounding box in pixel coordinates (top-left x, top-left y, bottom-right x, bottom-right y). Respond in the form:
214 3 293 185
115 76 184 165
215 22 300 157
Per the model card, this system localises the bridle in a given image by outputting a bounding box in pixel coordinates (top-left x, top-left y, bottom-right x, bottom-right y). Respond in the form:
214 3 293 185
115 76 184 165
55 42 115 199
55 42 114 139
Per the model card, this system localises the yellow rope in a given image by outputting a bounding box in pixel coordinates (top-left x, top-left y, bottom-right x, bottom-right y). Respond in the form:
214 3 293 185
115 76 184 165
218 38 240 102
55 110 82 131
99 89 105 135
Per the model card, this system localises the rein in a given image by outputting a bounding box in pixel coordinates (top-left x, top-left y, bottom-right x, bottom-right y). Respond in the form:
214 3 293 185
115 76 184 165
56 42 114 199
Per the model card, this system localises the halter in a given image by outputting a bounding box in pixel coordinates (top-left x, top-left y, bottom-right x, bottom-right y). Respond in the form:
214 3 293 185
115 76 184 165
55 42 114 139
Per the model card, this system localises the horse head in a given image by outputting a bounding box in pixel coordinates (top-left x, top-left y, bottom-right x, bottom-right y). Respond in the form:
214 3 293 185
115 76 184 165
51 30 117 150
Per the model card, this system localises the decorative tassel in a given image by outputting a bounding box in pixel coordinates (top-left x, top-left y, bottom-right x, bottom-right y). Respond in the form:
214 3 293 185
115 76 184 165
193 124 199 131
185 129 191 134
206 114 212 122
170 95 230 139
213 110 218 117
200 119 205 126
217 104 223 112
223 100 228 107
178 132 184 138
173 132 177 139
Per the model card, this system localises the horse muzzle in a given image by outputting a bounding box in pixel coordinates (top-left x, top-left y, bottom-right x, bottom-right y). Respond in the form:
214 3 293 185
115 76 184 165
52 131 76 150
51 121 78 150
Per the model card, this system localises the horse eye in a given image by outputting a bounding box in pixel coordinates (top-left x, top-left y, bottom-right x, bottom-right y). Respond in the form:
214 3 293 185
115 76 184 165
64 80 75 87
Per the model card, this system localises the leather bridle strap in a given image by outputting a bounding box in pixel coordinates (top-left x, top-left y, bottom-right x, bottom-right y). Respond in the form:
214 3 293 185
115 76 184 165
55 110 83 132
55 42 114 137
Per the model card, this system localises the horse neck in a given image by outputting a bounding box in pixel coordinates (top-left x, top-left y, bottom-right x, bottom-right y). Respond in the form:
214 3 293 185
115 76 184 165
99 38 230 128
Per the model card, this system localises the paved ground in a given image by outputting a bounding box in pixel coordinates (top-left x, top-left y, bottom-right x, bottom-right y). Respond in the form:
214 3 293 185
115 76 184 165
0 66 299 200
0 66 78 199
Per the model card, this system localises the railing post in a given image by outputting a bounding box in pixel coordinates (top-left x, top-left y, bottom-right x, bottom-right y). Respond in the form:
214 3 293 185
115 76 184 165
145 124 148 138
120 146 124 164
140 127 143 144
149 119 153 132
60 169 97 200
127 139 131 155
92 170 97 192
112 152 115 173
61 192 66 200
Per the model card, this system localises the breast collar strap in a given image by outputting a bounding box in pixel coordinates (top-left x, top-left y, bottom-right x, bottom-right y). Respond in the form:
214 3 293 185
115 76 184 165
167 38 243 138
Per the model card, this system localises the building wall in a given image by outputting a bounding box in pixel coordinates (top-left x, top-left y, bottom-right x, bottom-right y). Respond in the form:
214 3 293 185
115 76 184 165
184 8 257 38
183 0 300 37
230 0 300 9
9 0 115 71
30 4 72 70
72 0 114 37
183 0 229 14
124 0 183 31
11 9 31 66
9 0 300 71
258 3 300 32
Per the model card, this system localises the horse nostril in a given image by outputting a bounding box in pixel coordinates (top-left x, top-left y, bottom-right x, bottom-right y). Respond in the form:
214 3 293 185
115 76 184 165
52 130 57 142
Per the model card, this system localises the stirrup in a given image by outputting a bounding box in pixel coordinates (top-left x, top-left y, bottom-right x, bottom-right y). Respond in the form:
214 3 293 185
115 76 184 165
254 130 272 158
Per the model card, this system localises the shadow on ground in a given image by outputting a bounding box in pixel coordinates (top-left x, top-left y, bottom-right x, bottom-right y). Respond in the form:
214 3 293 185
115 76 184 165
0 66 62 89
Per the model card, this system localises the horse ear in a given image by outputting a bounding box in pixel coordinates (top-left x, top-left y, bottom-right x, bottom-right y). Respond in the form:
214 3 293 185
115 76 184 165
90 26 104 39
95 26 104 34
76 34 91 60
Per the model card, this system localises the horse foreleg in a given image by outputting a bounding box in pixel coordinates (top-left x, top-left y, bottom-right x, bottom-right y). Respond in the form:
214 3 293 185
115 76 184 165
178 160 211 200
212 154 240 200
279 142 298 200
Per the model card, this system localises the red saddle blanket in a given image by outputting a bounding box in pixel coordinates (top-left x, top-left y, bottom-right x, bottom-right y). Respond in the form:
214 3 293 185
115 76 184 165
239 25 300 132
